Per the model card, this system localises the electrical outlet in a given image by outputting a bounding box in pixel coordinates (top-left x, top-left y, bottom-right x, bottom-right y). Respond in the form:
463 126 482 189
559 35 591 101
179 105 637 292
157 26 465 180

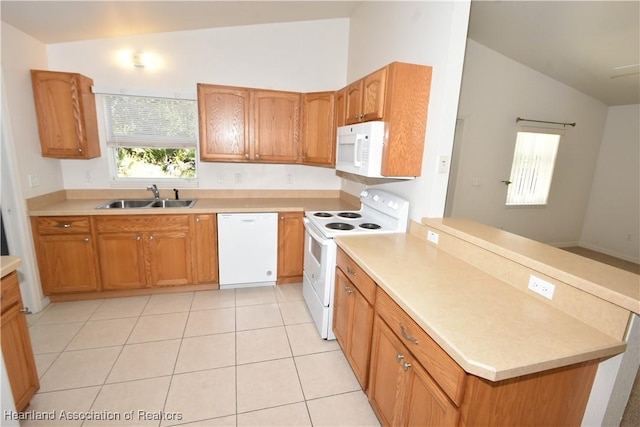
28 174 39 187
528 275 555 300
427 230 439 244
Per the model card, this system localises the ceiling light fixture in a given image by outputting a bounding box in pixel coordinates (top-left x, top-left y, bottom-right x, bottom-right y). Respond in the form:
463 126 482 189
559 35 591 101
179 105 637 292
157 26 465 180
132 52 146 68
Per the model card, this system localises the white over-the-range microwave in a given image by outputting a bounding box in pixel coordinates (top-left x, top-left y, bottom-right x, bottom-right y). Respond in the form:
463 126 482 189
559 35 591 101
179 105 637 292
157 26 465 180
335 121 415 179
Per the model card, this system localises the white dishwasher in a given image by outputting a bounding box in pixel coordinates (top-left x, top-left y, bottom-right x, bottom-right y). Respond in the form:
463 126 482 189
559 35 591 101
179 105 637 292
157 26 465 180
217 212 278 289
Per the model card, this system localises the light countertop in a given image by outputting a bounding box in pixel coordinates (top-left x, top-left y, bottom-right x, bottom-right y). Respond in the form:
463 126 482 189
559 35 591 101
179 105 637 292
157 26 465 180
424 218 640 314
27 197 359 216
335 232 627 382
1 256 22 278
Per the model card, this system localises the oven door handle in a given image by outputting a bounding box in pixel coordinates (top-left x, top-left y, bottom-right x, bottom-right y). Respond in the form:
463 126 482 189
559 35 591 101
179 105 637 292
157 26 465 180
303 218 332 246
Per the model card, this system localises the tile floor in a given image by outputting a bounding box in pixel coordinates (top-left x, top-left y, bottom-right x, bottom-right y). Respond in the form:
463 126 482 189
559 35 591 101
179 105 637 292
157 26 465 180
24 284 381 427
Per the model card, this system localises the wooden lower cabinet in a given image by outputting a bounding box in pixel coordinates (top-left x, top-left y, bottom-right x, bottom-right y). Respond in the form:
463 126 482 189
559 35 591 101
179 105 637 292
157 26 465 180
333 253 376 389
192 214 219 286
95 215 193 290
1 271 39 411
364 285 599 427
31 216 100 295
277 212 304 284
369 315 459 426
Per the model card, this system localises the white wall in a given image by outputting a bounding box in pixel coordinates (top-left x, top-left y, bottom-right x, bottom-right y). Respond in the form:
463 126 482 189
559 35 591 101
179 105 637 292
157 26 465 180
45 19 350 191
1 23 63 198
580 105 640 263
451 39 610 245
342 1 471 222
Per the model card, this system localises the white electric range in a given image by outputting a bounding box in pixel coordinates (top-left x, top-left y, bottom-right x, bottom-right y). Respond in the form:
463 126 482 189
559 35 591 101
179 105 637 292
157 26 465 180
302 189 410 339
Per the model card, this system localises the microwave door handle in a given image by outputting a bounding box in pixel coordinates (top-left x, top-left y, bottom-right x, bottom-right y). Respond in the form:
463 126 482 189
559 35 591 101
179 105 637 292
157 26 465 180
354 134 366 167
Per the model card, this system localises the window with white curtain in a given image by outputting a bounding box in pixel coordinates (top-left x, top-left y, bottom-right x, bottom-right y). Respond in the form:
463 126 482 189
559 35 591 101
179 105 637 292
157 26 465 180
505 128 562 206
102 94 198 181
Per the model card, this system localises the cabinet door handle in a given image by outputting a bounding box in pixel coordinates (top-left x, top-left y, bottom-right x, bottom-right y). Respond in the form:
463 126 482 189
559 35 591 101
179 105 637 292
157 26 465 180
84 238 89 243
400 323 419 345
195 217 200 223
149 235 154 240
136 236 141 241
402 362 412 371
20 307 32 314
244 153 250 159
346 266 356 276
255 153 260 159
396 353 405 361
345 286 353 295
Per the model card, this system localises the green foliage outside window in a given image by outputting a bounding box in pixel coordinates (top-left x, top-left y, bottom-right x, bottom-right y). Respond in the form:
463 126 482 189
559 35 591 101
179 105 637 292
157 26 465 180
116 147 196 178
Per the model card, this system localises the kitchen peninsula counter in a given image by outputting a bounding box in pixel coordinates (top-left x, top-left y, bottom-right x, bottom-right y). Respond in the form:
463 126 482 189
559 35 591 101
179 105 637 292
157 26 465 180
334 219 634 382
26 189 359 216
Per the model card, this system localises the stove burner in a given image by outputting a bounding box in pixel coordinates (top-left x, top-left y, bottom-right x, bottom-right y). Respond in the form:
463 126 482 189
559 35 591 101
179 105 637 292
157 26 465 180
359 223 381 230
325 222 355 231
313 212 333 218
337 212 362 219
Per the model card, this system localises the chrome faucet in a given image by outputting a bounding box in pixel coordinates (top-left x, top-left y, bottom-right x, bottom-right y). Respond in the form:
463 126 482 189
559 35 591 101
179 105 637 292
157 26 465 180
146 184 160 199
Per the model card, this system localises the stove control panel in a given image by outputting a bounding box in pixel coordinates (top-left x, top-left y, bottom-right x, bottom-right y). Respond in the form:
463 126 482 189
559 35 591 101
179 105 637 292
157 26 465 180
360 189 409 220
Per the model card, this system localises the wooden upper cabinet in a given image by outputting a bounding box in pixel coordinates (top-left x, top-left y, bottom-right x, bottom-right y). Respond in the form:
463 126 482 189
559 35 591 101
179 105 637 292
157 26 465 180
301 91 336 166
335 88 347 128
345 67 387 125
252 90 300 163
198 84 251 161
345 62 433 176
30 70 100 159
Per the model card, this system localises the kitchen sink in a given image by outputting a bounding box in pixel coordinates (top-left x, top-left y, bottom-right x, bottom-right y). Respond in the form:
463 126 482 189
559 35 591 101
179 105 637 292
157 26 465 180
96 199 197 209
149 199 197 208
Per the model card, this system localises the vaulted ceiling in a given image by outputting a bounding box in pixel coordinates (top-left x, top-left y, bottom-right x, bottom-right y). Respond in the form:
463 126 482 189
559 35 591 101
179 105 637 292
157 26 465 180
2 1 638 105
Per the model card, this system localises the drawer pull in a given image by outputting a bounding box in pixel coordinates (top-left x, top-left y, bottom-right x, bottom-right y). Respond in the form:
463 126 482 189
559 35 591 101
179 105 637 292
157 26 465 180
396 353 405 361
402 362 412 372
57 223 72 228
84 238 89 243
346 266 356 276
400 323 419 345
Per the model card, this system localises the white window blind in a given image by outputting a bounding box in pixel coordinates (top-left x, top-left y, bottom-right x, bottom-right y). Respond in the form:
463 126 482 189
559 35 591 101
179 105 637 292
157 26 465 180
506 128 561 206
103 94 197 148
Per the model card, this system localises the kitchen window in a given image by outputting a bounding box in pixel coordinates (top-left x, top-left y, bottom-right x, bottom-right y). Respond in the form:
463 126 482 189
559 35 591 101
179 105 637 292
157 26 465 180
102 94 198 184
505 128 562 206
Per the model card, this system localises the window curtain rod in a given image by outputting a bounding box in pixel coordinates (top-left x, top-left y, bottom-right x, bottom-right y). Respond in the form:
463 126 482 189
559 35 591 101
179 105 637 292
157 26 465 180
516 117 576 128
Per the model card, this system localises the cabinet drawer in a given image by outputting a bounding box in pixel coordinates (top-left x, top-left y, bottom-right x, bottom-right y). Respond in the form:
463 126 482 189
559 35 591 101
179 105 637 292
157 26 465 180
35 216 91 234
336 248 376 304
96 215 190 232
1 271 21 314
375 287 466 406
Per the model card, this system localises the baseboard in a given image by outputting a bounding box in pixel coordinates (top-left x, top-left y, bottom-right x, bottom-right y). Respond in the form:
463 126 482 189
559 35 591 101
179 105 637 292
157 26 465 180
577 242 640 265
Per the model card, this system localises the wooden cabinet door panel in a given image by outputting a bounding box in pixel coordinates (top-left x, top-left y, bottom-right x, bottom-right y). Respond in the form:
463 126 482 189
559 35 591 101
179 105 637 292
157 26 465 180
198 84 250 161
345 80 363 125
30 70 99 159
404 356 459 427
97 233 146 290
193 214 218 285
301 91 335 166
147 231 193 287
349 288 374 389
361 67 387 122
1 302 39 411
368 315 406 426
335 88 347 128
277 212 304 282
252 90 300 162
333 269 353 350
36 234 99 294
